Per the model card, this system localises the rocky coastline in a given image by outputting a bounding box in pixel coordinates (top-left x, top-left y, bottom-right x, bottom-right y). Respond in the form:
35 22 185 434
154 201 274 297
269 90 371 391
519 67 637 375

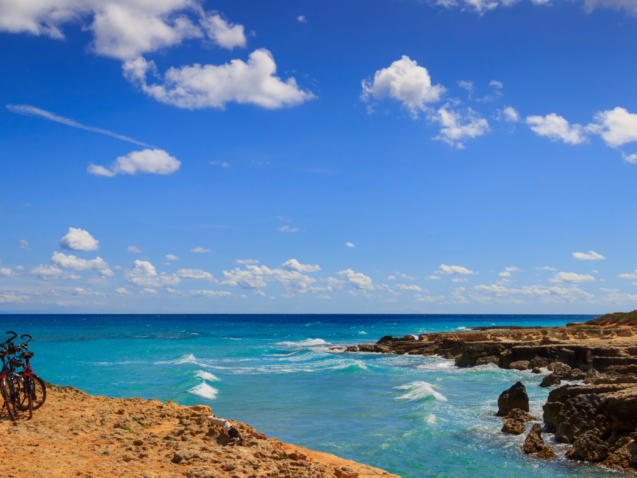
0 383 400 478
345 313 637 471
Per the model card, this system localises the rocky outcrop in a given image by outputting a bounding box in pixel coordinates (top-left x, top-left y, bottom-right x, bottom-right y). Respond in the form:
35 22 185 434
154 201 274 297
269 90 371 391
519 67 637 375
523 424 547 454
502 419 525 435
497 382 529 416
0 384 400 478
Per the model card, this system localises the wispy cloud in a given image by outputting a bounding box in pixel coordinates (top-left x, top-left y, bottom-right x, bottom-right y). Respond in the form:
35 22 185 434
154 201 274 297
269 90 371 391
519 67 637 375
6 104 152 148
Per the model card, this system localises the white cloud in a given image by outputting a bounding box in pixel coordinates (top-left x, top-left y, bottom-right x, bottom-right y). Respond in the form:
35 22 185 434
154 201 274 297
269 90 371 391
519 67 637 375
316 295 331 299
386 275 396 280
59 227 99 251
190 289 234 298
0 293 27 304
452 277 468 282
431 104 489 148
141 288 157 294
88 148 180 177
450 286 468 302
587 107 637 148
623 152 637 164
200 14 246 50
282 259 320 272
51 251 112 277
395 284 423 292
6 104 152 147
537 266 557 271
490 80 503 89
549 272 595 283
124 260 181 287
520 284 594 302
123 49 315 110
0 268 12 277
499 271 511 277
235 259 259 264
421 0 637 15
19 239 32 251
414 293 445 302
30 265 80 281
526 113 587 145
499 266 521 277
573 251 605 260
191 247 211 253
127 245 143 253
500 106 520 122
254 290 266 296
279 225 299 233
297 15 306 22
336 269 373 290
345 242 356 248
423 275 441 280
176 268 216 282
0 1 247 60
619 270 637 280
361 56 445 117
165 254 180 261
221 264 316 294
436 264 476 275
115 287 132 295
457 80 474 93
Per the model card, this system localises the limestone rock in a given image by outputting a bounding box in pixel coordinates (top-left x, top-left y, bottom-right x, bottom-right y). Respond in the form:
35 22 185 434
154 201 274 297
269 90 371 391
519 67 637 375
531 367 541 374
497 382 529 416
502 419 525 435
540 373 561 388
504 408 537 422
509 360 530 371
537 447 556 459
523 424 546 454
565 431 609 462
547 362 571 373
475 355 500 366
529 356 550 368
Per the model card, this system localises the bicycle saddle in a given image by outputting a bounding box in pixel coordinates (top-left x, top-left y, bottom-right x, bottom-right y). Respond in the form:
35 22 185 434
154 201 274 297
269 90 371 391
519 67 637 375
9 358 24 368
21 351 33 359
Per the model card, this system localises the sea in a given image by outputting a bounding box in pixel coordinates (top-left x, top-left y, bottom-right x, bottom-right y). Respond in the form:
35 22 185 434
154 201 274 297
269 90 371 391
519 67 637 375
0 314 614 478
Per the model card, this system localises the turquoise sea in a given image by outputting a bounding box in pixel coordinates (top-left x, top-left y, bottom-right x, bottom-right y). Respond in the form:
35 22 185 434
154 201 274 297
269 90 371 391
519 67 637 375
0 314 613 477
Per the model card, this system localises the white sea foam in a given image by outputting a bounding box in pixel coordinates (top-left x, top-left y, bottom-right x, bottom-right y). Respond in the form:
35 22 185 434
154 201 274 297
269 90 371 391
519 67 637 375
359 331 368 335
425 413 436 424
154 354 213 368
456 326 468 331
277 338 329 348
394 381 447 402
195 370 220 381
331 360 368 371
417 360 454 371
189 381 218 400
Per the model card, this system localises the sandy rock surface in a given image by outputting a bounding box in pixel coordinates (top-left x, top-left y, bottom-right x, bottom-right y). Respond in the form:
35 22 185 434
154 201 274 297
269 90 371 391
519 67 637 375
0 384 400 478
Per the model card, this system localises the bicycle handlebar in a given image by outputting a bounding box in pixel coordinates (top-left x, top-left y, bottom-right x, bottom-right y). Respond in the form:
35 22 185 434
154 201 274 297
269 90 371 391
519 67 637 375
21 334 32 346
1 331 17 345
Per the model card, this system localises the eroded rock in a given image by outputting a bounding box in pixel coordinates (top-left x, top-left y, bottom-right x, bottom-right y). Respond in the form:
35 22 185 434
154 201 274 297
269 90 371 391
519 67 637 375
497 382 529 416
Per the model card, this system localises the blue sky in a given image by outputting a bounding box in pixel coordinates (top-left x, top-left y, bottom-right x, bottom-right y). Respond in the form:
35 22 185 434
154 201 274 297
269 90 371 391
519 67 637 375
1 0 637 313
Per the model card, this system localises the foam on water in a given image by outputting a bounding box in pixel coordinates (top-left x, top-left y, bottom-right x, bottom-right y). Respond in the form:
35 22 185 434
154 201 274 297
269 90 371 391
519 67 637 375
195 370 220 381
154 354 213 368
394 381 448 402
277 338 329 347
189 381 218 400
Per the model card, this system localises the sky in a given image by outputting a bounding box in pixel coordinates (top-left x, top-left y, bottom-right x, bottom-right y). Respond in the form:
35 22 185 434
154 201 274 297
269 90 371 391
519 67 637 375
1 0 637 314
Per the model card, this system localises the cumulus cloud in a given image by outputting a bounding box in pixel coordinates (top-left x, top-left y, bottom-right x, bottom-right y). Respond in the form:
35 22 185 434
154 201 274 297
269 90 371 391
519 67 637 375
499 266 521 277
436 264 477 275
19 239 32 251
88 148 180 177
176 268 216 282
6 104 152 147
431 104 489 148
0 268 12 277
336 269 373 290
221 264 316 294
127 245 143 253
59 227 99 251
0 1 247 60
345 242 356 248
526 113 587 145
282 259 320 272
573 251 605 260
115 287 132 295
587 107 637 148
452 278 468 282
499 106 520 122
549 272 595 283
619 270 637 280
278 225 299 233
51 251 113 276
165 254 180 261
191 247 211 253
123 50 315 110
537 266 557 271
395 284 423 292
235 259 259 264
124 260 181 287
297 15 307 22
190 290 234 298
30 265 80 281
421 0 637 16
423 275 441 280
361 56 445 117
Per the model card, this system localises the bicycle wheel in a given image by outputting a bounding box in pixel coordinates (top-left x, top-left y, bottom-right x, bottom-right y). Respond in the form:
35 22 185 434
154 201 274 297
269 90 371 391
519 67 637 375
12 375 28 413
8 376 23 419
30 375 46 410
0 381 15 421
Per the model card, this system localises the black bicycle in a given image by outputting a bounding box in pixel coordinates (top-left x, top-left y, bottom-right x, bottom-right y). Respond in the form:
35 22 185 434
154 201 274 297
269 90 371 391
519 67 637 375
0 332 19 420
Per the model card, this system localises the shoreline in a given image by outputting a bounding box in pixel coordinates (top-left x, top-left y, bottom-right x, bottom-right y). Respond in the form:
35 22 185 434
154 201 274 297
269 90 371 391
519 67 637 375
0 383 400 478
348 321 637 471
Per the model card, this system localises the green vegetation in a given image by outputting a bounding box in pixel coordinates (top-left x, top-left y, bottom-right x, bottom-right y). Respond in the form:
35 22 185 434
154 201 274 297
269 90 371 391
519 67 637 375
586 310 637 326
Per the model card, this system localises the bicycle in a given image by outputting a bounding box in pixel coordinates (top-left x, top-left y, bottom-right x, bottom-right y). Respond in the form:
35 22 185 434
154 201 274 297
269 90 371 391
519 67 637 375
0 332 19 420
14 334 47 417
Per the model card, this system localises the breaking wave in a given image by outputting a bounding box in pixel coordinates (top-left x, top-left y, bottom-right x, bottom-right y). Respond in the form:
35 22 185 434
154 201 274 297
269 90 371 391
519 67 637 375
195 370 220 381
189 381 218 400
395 381 447 402
277 338 329 348
154 354 213 368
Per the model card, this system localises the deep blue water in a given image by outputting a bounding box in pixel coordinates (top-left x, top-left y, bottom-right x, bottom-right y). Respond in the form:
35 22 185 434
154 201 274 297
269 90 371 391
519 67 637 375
0 314 614 477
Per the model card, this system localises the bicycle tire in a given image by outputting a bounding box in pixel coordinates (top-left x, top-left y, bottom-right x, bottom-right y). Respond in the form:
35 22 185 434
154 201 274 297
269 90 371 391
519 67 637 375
11 375 27 416
1 382 15 421
30 375 46 410
8 376 23 419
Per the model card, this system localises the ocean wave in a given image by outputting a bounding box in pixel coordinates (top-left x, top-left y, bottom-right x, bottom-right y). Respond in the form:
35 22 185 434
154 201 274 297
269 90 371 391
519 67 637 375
417 360 454 371
188 381 218 400
89 360 146 366
154 354 213 368
456 326 469 331
331 360 368 371
195 370 220 381
395 381 447 402
276 338 329 348
425 413 436 424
